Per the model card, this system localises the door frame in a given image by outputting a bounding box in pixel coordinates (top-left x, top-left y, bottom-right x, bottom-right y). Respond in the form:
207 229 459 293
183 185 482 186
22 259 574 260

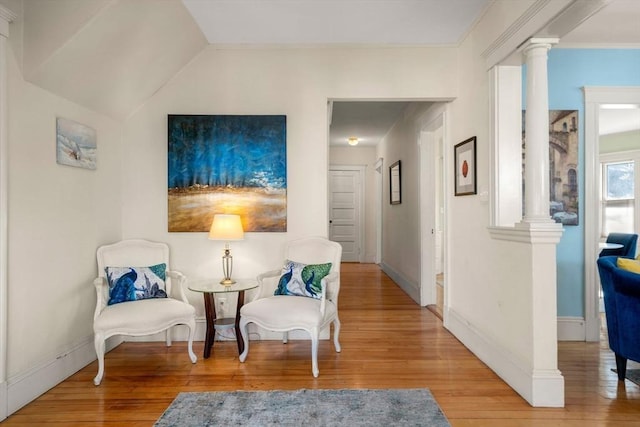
329 164 366 263
375 158 383 264
419 109 447 307
0 7 15 420
584 86 640 341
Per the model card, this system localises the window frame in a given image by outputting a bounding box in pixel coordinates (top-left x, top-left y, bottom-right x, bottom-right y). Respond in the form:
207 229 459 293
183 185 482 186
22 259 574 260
599 151 640 239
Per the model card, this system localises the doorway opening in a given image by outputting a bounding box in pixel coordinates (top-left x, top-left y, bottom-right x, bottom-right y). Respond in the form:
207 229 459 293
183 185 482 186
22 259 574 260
420 112 446 316
327 100 449 314
584 87 640 342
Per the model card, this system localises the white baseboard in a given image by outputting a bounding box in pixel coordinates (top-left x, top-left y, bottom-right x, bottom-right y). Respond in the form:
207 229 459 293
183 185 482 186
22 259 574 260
557 316 586 341
0 380 7 421
5 316 332 417
446 307 564 407
8 337 95 414
380 262 420 304
363 254 377 263
6 335 122 415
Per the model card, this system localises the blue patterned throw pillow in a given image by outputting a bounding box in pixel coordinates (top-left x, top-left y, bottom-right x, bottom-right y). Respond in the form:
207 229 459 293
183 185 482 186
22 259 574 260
105 263 167 305
274 260 332 299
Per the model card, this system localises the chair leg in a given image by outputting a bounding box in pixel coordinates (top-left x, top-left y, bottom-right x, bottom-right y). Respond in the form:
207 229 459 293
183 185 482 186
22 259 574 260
615 353 628 381
333 317 341 353
283 331 288 344
311 328 319 378
165 329 172 347
186 319 197 364
239 318 250 363
93 334 105 386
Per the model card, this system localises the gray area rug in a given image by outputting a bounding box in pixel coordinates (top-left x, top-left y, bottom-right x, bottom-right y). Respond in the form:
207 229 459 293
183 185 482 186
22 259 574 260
622 369 640 387
155 388 450 427
611 369 640 387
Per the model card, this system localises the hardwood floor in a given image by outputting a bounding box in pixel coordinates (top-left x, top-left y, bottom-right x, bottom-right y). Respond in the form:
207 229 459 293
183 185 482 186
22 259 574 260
3 263 639 426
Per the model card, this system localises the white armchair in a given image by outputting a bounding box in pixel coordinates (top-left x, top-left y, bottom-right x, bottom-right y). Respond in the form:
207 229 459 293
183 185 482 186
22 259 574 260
239 237 342 377
92 239 197 385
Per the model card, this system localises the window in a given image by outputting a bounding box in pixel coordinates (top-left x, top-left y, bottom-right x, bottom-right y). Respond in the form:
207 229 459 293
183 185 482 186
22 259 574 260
568 169 577 193
601 160 635 236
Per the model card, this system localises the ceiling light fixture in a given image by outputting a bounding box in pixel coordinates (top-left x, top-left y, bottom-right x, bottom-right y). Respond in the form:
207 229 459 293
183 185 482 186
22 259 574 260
348 137 359 146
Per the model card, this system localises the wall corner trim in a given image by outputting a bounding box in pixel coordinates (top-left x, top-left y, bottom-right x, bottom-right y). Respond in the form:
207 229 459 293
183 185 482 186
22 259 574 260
557 316 586 341
482 0 572 68
447 308 565 407
380 262 420 305
488 224 564 244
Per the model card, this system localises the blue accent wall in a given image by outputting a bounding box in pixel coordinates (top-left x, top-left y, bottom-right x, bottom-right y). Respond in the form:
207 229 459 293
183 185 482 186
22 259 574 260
525 49 640 317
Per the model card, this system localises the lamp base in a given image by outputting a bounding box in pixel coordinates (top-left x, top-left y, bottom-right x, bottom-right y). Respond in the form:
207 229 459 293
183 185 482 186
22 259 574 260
220 278 236 286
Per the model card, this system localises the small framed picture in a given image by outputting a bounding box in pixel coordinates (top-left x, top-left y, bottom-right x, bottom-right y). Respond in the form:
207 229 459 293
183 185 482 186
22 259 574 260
389 160 401 204
56 117 97 170
454 136 476 196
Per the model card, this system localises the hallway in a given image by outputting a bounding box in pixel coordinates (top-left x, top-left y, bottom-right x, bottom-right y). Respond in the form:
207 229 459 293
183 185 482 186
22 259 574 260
3 263 639 425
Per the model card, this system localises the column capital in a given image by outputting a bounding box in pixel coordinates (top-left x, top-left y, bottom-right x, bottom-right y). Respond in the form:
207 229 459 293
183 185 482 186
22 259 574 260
520 37 559 54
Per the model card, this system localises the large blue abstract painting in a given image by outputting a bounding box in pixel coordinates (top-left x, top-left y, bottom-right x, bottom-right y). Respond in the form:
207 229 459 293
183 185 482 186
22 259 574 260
168 115 287 232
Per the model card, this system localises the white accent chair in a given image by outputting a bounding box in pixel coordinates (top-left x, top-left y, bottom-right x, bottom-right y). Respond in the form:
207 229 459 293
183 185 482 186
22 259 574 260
239 237 342 377
92 239 197 385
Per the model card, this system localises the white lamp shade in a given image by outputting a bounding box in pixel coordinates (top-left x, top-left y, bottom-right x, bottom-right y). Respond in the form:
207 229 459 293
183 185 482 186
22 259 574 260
208 214 244 240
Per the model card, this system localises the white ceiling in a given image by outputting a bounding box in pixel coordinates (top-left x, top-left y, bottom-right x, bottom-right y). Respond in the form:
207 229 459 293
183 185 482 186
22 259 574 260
182 0 491 46
330 102 415 146
599 107 640 135
182 0 494 147
182 0 640 146
22 1 639 134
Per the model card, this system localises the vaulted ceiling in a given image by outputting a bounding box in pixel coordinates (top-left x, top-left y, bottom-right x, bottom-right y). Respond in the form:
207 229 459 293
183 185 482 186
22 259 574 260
10 0 640 130
19 0 207 121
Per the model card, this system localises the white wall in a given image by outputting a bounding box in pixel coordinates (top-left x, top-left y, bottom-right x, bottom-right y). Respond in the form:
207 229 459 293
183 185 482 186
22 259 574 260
4 20 122 409
0 0 565 412
447 8 512 353
329 145 377 262
600 129 640 153
377 104 435 298
444 0 563 406
122 46 458 319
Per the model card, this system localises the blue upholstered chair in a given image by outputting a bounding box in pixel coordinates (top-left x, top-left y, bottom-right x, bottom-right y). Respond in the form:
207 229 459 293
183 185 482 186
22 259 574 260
597 256 640 381
599 233 638 258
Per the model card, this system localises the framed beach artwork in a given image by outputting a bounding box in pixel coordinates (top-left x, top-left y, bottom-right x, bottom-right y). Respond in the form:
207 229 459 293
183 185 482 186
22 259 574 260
168 114 287 232
56 117 97 170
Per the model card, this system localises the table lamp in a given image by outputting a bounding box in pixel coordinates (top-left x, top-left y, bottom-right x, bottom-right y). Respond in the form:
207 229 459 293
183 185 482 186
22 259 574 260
208 214 244 286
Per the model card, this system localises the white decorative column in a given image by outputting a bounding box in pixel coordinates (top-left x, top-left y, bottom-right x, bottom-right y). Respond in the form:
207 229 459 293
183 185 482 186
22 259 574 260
521 38 559 226
0 4 15 422
519 38 565 407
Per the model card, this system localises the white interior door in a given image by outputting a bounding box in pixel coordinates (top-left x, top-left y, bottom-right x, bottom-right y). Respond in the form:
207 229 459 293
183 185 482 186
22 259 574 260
329 166 363 262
